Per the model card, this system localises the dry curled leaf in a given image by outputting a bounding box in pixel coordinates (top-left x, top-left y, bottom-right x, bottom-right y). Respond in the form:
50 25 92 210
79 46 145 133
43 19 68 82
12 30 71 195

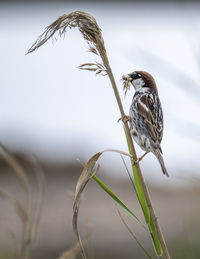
73 153 100 259
73 149 131 259
58 241 84 259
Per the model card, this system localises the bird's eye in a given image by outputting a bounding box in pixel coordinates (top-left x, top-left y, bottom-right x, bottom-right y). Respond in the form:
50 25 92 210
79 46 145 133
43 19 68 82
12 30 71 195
138 74 141 77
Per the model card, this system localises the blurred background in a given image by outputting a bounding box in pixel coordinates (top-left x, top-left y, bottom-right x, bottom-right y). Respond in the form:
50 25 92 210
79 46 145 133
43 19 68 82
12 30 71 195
0 0 200 258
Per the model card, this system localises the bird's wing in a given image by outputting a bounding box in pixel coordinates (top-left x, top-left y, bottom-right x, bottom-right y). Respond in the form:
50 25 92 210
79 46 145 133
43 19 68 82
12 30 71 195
137 94 163 143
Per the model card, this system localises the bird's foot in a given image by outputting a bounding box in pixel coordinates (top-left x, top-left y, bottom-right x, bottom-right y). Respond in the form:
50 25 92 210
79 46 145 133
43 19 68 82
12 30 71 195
118 115 131 123
132 151 149 165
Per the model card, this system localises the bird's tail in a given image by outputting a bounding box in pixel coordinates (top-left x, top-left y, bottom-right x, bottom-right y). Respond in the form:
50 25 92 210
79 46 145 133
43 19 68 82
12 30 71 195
154 149 169 177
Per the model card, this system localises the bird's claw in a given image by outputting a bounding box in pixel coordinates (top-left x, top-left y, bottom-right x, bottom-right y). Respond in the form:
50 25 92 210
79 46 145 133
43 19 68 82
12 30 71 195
132 151 149 166
132 158 139 166
118 115 131 123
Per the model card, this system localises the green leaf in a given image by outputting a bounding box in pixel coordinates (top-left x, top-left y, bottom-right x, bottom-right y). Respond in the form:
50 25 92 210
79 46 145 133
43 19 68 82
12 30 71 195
149 217 162 257
124 127 150 224
120 155 135 191
123 126 163 257
92 174 147 230
117 207 155 259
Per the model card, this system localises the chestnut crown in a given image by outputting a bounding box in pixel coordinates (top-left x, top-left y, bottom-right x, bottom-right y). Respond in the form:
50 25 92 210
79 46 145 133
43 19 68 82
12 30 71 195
129 71 157 91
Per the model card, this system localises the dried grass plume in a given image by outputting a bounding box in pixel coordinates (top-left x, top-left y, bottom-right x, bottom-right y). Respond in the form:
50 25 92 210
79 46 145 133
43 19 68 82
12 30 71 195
27 11 106 58
27 11 110 77
122 74 132 96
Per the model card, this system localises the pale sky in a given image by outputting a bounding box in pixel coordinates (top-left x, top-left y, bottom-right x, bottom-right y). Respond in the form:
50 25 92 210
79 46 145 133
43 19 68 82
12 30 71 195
1 2 200 185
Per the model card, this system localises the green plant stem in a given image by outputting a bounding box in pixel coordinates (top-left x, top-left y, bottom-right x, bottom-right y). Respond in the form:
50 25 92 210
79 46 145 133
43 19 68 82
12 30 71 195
100 53 170 259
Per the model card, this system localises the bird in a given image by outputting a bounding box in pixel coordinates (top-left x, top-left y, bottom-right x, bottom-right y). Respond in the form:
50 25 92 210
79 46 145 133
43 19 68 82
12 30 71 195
122 71 169 176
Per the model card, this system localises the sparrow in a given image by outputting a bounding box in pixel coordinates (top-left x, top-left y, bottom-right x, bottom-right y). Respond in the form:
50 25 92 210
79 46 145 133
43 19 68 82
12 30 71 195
122 71 169 176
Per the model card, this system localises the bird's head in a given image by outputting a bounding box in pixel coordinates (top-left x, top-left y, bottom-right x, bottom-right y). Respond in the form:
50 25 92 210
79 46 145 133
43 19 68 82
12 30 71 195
122 71 157 92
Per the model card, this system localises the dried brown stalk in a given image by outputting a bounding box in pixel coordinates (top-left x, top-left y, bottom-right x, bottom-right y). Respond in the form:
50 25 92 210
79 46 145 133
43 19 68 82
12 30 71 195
27 11 170 259
0 145 45 259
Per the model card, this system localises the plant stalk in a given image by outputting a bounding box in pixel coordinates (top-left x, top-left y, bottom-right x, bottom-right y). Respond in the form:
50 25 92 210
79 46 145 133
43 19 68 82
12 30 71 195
26 11 170 258
100 53 170 259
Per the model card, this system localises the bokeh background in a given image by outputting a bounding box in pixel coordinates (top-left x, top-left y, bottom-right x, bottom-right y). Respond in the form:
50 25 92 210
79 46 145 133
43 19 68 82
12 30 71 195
0 0 200 258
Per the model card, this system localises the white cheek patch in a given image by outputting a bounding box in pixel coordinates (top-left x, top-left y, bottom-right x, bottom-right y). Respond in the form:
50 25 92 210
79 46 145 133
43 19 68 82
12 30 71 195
132 78 145 91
